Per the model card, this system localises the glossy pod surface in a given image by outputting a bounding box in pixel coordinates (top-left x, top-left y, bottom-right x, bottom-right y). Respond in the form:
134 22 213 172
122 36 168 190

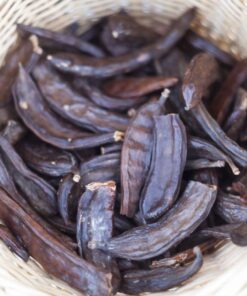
102 181 217 260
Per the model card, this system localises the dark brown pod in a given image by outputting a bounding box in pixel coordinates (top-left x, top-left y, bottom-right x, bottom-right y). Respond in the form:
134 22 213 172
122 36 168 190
0 136 57 217
120 91 168 217
73 78 146 112
215 191 247 223
80 153 120 186
0 156 75 251
168 84 205 136
79 18 106 41
101 143 122 155
47 9 196 78
185 31 236 66
13 65 123 149
0 188 112 296
182 53 219 110
0 38 33 107
140 114 187 220
185 159 225 170
121 247 202 294
102 76 178 99
2 120 26 145
33 63 129 133
196 223 247 247
151 239 222 268
192 168 219 186
188 136 239 175
223 88 247 141
47 216 76 236
117 259 139 272
17 23 105 58
0 103 18 129
0 224 29 261
101 181 217 260
76 181 120 293
101 12 160 56
58 172 82 224
187 102 247 168
17 137 77 177
231 169 247 198
154 49 188 79
210 58 247 124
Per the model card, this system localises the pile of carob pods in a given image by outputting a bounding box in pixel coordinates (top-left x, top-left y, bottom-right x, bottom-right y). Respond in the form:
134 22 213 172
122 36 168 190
1 7 247 296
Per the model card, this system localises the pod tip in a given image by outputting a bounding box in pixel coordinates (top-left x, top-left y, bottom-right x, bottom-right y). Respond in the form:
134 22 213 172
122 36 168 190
114 131 124 142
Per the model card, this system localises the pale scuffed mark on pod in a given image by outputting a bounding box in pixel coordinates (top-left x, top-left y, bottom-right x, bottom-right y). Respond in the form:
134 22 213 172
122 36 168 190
86 181 116 192
29 35 43 55
19 100 28 110
72 174 81 183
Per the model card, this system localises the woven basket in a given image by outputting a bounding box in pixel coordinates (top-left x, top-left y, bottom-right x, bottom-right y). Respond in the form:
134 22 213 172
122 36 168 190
1 0 247 295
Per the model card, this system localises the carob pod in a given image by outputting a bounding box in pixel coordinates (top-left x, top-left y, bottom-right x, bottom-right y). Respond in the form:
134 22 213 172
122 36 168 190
121 247 203 294
102 76 178 99
231 169 247 198
140 114 187 221
117 259 139 272
17 23 105 58
0 156 76 251
13 65 123 149
188 136 239 175
76 181 120 293
101 143 122 155
154 49 188 80
17 137 77 177
47 213 134 236
151 239 222 268
210 58 247 124
80 153 120 186
185 30 236 66
195 223 247 247
0 188 113 296
120 90 168 217
47 216 76 236
2 120 27 145
0 224 29 261
33 63 129 133
73 78 147 112
101 12 160 56
58 172 82 225
79 18 106 41
215 191 247 223
191 168 219 186
186 103 247 168
185 159 225 170
47 9 196 78
182 53 219 110
0 102 18 129
168 84 205 136
0 136 57 217
223 88 247 141
100 181 217 260
0 38 33 107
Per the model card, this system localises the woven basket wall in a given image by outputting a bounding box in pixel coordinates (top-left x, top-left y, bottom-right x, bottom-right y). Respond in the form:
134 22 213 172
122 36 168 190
0 0 247 295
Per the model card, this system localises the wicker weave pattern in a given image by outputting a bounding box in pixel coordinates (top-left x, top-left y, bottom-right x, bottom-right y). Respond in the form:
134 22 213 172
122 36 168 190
1 0 247 295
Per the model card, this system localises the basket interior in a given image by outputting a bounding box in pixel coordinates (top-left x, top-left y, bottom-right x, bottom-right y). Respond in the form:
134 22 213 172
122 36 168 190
0 0 247 295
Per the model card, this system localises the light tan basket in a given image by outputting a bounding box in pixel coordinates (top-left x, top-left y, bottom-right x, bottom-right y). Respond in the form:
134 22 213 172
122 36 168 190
0 0 247 295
